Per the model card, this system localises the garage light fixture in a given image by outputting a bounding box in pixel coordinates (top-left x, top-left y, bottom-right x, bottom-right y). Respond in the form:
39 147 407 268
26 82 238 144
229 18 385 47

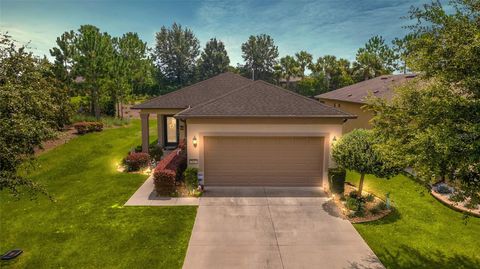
192 136 198 148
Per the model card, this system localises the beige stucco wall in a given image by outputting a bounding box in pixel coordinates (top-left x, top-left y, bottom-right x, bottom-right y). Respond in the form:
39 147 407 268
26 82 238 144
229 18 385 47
320 99 373 133
184 117 344 189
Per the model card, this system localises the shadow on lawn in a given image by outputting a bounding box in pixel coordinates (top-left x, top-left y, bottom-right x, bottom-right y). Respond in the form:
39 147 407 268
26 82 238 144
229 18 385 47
346 245 480 269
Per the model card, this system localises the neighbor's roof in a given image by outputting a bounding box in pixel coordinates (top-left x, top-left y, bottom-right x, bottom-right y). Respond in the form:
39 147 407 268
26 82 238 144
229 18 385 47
315 74 417 104
132 72 252 109
175 80 355 119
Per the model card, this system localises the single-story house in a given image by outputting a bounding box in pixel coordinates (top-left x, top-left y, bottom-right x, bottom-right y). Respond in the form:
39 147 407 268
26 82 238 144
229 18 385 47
132 72 356 188
315 74 417 133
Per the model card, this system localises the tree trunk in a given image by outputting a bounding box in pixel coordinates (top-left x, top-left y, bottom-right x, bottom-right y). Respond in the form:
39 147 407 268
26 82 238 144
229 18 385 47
93 88 100 120
116 100 121 118
358 173 365 196
286 77 290 90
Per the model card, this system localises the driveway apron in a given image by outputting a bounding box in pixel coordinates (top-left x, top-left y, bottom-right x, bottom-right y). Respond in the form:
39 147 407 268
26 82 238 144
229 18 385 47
182 187 384 269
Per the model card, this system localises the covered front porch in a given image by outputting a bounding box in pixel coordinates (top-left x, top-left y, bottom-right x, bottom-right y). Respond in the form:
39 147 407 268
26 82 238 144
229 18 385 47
138 108 186 152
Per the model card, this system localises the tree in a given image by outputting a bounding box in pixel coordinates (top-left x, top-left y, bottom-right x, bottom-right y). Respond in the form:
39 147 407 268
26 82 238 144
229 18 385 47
405 0 480 98
392 34 414 74
198 38 230 80
154 23 200 87
366 0 480 207
241 34 279 81
110 32 152 118
309 55 354 91
1 33 70 198
332 129 402 195
295 50 312 77
353 35 396 81
279 55 300 90
367 78 480 205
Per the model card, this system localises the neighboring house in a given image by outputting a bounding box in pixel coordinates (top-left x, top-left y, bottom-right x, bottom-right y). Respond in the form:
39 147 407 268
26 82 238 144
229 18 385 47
315 74 417 133
132 72 355 188
279 76 302 89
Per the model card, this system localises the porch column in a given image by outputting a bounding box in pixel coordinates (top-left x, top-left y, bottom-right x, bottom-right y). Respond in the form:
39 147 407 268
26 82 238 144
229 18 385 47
157 114 164 148
140 113 149 153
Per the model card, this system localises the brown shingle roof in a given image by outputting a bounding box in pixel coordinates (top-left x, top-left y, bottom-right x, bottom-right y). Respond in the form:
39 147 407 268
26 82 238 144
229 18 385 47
315 74 417 104
132 72 253 109
176 80 355 119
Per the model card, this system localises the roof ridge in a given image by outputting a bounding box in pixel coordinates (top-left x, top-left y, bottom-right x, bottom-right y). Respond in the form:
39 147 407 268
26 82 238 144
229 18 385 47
175 80 258 116
255 80 355 117
134 72 251 108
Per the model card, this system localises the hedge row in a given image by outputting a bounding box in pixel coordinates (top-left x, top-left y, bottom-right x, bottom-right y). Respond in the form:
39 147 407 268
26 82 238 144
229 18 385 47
153 141 187 196
73 121 103 134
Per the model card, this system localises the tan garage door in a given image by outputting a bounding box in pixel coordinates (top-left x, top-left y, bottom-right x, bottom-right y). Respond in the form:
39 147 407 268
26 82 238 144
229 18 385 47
204 136 324 186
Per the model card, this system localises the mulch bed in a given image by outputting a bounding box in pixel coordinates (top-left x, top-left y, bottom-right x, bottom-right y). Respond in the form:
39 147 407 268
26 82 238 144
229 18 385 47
331 183 392 223
34 127 78 156
431 183 480 217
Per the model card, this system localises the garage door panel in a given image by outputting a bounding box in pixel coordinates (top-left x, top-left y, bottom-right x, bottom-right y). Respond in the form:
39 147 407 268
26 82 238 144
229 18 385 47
204 136 324 186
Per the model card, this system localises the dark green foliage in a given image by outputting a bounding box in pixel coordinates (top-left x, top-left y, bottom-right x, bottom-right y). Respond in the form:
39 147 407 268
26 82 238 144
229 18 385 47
183 167 199 191
366 0 480 206
1 33 72 197
333 129 402 195
353 35 396 81
241 34 279 81
198 38 230 80
328 167 346 194
148 144 163 161
365 193 375 202
154 23 200 87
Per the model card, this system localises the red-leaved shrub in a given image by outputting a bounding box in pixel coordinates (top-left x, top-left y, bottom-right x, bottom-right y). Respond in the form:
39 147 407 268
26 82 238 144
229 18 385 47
73 121 103 134
123 152 150 171
153 170 176 195
152 140 188 195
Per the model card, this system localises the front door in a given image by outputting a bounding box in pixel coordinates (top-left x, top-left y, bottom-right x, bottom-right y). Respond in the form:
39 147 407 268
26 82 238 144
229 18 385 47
164 116 179 148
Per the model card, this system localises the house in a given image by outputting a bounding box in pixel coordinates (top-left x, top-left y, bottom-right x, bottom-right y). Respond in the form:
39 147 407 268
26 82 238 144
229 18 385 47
132 72 355 188
315 74 417 133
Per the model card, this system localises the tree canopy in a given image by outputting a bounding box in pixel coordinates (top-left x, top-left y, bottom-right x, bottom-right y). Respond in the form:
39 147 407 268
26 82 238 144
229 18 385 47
332 129 401 195
241 34 279 81
1 33 71 197
154 23 200 87
367 0 480 206
198 38 230 80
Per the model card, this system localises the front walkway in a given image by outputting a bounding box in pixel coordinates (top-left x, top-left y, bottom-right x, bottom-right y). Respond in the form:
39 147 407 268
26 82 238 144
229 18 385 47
124 175 198 206
183 186 384 269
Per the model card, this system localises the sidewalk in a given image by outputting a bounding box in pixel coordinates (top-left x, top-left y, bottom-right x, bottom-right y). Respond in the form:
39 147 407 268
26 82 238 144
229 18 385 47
124 175 199 206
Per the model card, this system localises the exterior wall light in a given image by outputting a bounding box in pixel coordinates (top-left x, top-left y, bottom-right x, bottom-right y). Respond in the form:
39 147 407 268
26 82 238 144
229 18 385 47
192 136 198 148
332 136 337 143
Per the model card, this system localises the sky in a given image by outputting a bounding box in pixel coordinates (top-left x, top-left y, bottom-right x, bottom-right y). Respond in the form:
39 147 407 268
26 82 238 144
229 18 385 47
0 0 434 65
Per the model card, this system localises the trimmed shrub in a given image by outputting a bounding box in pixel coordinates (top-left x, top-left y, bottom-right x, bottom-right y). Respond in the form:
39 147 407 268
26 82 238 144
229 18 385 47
73 121 103 134
153 169 176 195
184 167 199 191
328 167 346 194
123 152 150 171
148 144 163 161
345 197 358 210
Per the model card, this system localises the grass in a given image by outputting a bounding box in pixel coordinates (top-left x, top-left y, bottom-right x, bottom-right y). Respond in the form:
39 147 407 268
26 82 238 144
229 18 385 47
348 171 480 269
0 120 197 269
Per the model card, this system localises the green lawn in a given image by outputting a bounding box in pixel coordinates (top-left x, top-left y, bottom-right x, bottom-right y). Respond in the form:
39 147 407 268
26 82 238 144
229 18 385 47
0 120 197 269
348 171 480 269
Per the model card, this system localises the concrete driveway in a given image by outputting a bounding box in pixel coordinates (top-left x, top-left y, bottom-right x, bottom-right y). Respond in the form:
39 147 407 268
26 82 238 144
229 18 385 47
183 187 384 269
